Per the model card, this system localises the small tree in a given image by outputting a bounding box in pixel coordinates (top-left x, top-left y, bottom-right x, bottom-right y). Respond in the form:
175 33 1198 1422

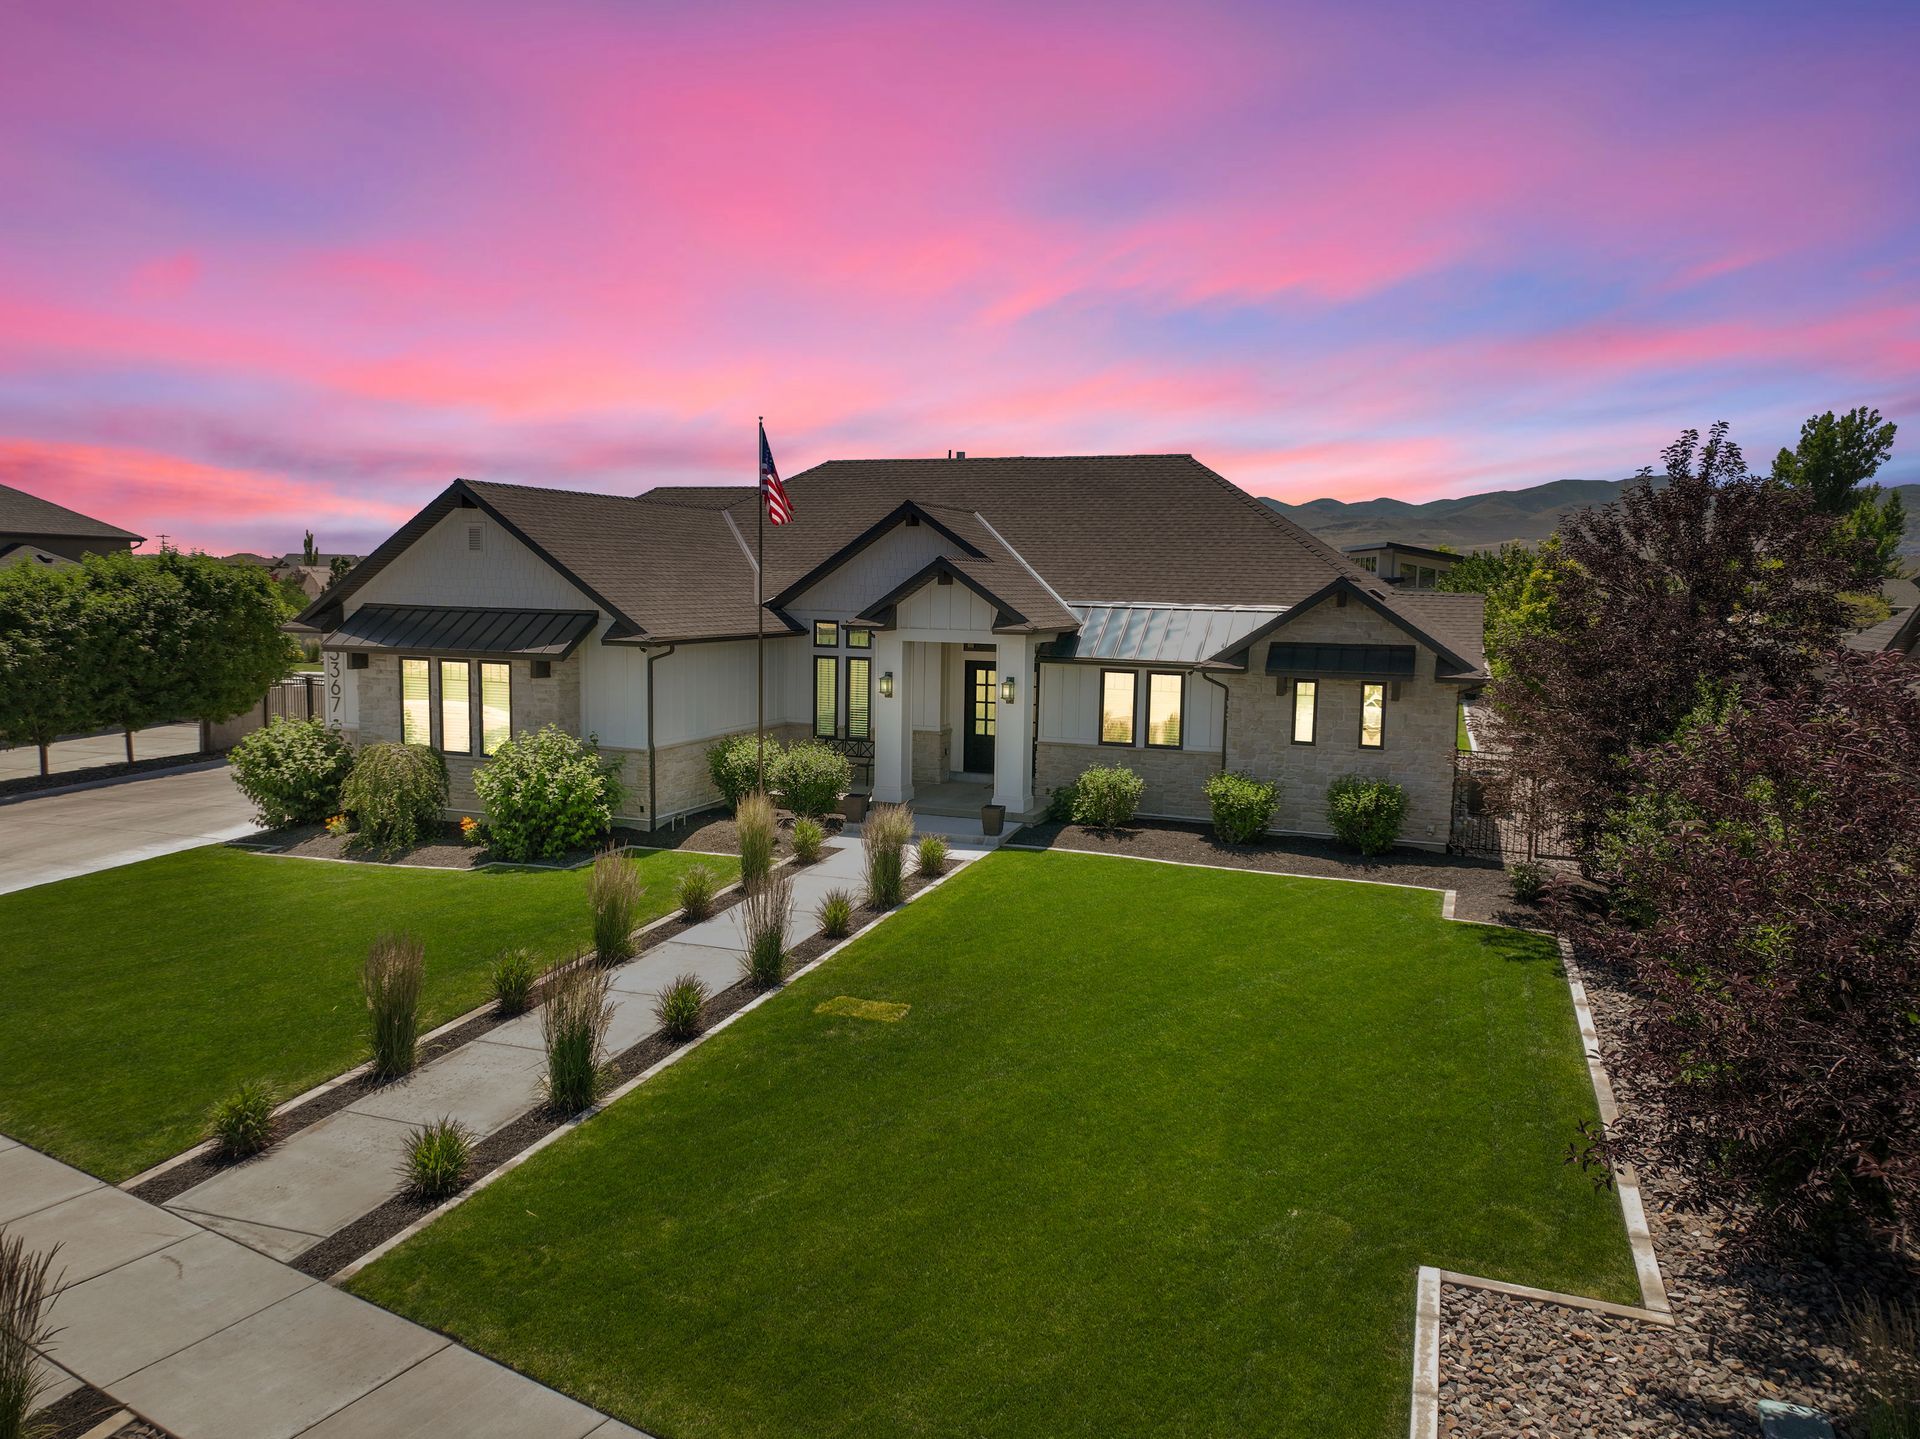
0 563 92 775
1770 406 1905 582
1434 538 1563 677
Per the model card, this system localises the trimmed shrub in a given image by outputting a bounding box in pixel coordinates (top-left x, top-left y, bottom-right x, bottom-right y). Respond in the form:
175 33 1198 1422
490 949 540 1016
472 724 622 862
677 862 721 921
654 972 709 1041
0 1229 62 1435
206 1079 277 1160
863 803 913 908
1325 774 1407 855
772 741 853 818
1046 781 1079 823
341 743 447 853
789 816 825 864
587 850 644 965
740 871 793 987
1508 860 1550 905
228 717 354 827
1071 765 1145 829
816 887 856 939
736 790 777 892
363 932 425 1079
542 959 612 1113
1204 771 1278 845
400 1117 473 1201
707 733 783 812
915 834 949 878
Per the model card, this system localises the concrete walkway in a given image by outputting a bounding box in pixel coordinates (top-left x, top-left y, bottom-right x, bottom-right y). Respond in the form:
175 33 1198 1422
163 822 999 1264
0 763 259 896
3 1138 644 1439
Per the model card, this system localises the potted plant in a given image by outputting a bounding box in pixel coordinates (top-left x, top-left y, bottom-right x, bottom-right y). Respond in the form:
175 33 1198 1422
980 802 1005 836
841 791 869 823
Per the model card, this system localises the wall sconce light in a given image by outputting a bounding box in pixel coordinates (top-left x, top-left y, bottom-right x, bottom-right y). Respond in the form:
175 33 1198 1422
1000 675 1016 704
878 671 895 698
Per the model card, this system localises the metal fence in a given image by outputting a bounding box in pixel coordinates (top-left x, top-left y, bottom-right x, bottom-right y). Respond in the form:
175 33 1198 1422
1447 748 1577 862
205 675 323 749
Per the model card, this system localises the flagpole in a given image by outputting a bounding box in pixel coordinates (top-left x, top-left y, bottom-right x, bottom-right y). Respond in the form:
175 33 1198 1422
756 417 765 793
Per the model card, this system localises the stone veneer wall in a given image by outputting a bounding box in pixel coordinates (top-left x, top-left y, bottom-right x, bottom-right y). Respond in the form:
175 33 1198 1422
1035 740 1222 821
1217 598 1458 850
637 722 813 828
912 727 950 786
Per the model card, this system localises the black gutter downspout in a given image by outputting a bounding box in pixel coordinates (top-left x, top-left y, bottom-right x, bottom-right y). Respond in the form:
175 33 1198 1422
1200 669 1231 775
645 643 675 831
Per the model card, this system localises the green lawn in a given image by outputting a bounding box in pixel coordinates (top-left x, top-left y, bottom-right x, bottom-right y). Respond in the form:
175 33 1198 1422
0 844 733 1181
350 850 1635 1439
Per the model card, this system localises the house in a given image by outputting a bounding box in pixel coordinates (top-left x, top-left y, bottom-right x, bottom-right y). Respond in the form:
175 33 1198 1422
1847 570 1920 666
298 455 1485 848
1342 540 1460 590
0 483 142 564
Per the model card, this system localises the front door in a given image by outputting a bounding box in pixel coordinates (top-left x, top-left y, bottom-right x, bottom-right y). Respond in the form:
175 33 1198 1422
963 660 997 773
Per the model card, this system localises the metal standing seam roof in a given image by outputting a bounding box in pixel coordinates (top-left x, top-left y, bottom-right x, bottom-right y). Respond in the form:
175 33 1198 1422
1047 603 1290 665
324 604 599 659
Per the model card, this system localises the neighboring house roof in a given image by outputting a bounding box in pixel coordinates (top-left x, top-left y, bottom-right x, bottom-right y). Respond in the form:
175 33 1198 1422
0 483 142 542
1342 540 1461 564
275 552 359 568
1847 605 1920 662
1045 603 1288 666
325 604 599 659
219 551 276 567
0 542 76 569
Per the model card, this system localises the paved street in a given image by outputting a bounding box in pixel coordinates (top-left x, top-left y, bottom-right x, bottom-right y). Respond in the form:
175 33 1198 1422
0 763 259 896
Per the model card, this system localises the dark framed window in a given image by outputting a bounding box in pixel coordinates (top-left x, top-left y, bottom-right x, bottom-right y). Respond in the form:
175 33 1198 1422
1145 672 1183 748
439 660 472 754
400 658 431 746
1359 682 1385 748
814 621 839 647
847 657 871 738
480 662 512 756
1099 669 1137 746
1292 679 1317 744
846 627 872 649
815 655 838 737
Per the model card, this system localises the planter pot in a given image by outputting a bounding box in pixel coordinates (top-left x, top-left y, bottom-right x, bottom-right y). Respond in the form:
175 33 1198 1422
980 803 1005 836
841 793 869 823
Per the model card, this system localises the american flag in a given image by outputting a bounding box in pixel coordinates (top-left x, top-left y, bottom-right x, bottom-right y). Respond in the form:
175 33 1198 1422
759 422 793 525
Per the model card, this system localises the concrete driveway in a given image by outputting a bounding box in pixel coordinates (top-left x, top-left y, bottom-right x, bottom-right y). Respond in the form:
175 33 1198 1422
0 764 260 896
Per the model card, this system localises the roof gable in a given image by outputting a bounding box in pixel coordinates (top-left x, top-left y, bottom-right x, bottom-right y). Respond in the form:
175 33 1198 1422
1209 575 1485 678
0 483 142 542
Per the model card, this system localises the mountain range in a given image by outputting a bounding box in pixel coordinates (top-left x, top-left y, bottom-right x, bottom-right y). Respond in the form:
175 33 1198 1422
1263 479 1920 558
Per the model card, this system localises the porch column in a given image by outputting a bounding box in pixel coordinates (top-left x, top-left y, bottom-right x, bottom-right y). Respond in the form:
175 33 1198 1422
873 632 914 805
992 634 1035 816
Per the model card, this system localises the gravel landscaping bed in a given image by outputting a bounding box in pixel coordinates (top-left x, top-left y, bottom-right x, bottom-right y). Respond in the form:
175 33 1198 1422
1006 817 1522 924
1437 955 1920 1438
30 1381 169 1438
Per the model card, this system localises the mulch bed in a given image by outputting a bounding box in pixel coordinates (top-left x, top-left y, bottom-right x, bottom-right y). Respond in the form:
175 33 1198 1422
0 753 214 804
29 1381 166 1438
296 863 929 1281
1004 817 1526 925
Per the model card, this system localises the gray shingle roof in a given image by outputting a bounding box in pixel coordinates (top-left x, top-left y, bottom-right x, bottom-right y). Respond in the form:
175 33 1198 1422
0 483 142 542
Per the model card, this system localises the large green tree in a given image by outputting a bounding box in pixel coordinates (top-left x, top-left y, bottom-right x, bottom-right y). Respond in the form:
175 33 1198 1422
1770 406 1906 580
1434 538 1563 676
0 564 94 776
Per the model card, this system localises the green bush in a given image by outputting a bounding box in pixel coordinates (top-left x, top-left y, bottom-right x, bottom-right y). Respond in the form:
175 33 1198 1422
472 724 622 862
1204 771 1278 845
1072 765 1145 829
542 959 612 1113
863 803 913 908
341 743 447 853
228 717 354 827
736 790 777 891
1046 781 1079 823
789 816 825 864
1325 774 1407 855
816 887 856 939
654 972 709 1041
490 949 540 1017
677 862 721 921
916 835 949 878
400 1117 473 1201
772 741 853 818
205 1079 277 1159
587 850 644 965
1508 860 1550 905
740 872 793 987
363 932 424 1079
706 733 782 812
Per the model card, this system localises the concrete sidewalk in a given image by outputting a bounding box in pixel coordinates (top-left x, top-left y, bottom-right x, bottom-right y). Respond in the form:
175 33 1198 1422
3 1138 645 1439
163 825 997 1266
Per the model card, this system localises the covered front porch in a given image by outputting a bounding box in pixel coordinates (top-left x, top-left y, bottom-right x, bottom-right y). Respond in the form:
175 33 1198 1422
869 627 1041 821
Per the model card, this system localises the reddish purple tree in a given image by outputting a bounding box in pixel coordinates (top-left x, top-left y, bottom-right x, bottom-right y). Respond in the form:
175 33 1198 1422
1567 651 1920 1233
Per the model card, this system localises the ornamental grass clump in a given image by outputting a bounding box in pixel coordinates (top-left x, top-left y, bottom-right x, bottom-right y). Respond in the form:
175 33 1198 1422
677 862 721 921
0 1230 63 1438
789 816 825 864
490 948 540 1017
471 724 623 861
816 887 856 939
363 932 424 1079
863 803 913 908
736 790 777 892
228 716 355 827
587 850 644 965
1204 771 1279 845
915 834 949 878
542 959 613 1113
1325 774 1407 855
205 1079 277 1160
340 742 448 853
740 871 793 988
1846 1296 1920 1439
399 1117 474 1202
654 972 709 1041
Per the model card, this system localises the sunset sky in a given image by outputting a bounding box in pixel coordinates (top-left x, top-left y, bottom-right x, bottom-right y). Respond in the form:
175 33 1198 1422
1 0 1915 555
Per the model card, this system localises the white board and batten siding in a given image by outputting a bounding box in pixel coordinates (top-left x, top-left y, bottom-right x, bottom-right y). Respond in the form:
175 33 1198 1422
896 581 999 633
1039 662 1225 752
782 524 957 623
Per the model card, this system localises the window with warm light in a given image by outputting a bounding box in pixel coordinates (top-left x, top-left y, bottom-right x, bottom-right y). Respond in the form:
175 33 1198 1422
1359 683 1385 748
815 656 838 737
1100 670 1136 745
813 621 839 647
439 660 471 753
1292 679 1317 744
847 657 871 739
1145 672 1183 748
480 662 511 755
401 658 431 746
